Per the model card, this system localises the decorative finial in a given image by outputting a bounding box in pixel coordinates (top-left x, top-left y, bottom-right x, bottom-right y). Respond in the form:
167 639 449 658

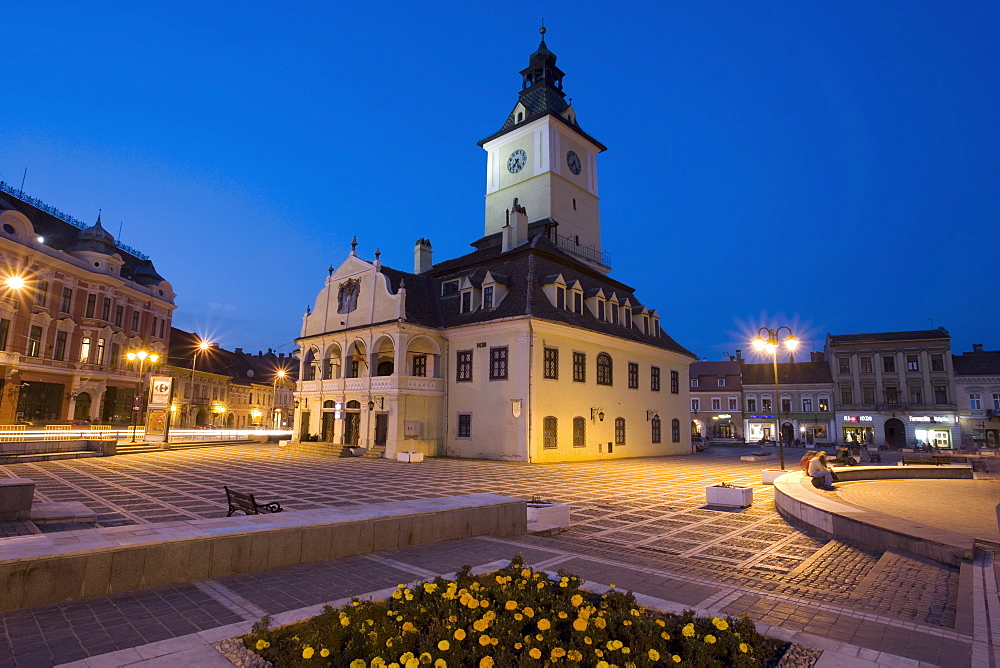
374 248 381 259
540 19 546 36
328 265 333 276
350 236 358 255
96 209 102 227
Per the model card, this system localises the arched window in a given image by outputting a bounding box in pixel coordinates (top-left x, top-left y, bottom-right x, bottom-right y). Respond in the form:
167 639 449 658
543 416 558 449
651 416 662 444
671 419 680 443
573 417 586 447
376 360 394 376
323 400 335 408
615 417 626 445
596 353 613 386
346 400 361 410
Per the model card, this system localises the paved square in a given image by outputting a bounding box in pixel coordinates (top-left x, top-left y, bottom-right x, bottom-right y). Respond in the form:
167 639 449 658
0 445 984 666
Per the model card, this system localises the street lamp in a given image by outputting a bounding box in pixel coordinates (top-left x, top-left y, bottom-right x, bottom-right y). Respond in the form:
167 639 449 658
752 327 798 470
126 349 160 442
273 369 286 429
190 339 212 427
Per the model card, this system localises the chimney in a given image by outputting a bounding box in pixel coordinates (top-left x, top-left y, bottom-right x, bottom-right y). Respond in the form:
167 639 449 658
413 238 432 274
235 347 243 354
973 343 984 353
735 349 742 360
811 351 825 363
509 198 528 248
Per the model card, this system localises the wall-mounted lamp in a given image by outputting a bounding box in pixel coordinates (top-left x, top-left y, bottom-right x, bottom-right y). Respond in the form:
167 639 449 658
646 410 659 421
591 407 605 422
368 396 384 411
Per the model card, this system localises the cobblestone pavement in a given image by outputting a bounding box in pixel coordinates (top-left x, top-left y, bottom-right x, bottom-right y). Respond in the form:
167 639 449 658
0 445 992 666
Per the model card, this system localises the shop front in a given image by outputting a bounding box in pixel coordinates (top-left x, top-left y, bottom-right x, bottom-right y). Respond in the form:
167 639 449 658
908 415 957 448
746 414 775 442
709 413 738 440
841 414 876 446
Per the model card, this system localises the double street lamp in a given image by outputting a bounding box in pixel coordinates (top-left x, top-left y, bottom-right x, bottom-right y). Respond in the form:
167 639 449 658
126 349 160 442
752 327 798 470
273 369 287 429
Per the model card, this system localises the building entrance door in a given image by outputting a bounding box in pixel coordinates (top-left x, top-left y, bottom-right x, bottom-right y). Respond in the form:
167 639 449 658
374 413 388 446
884 418 905 449
321 413 336 442
344 412 360 445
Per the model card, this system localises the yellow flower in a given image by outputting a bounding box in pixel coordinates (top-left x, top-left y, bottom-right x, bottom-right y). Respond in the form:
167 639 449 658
341 616 351 627
505 600 518 610
713 618 729 631
529 648 542 659
537 619 551 631
682 623 695 637
255 639 270 650
648 649 660 661
609 584 616 588
597 661 609 668
660 632 671 640
350 660 366 668
478 635 492 646
594 617 607 629
537 582 545 589
551 647 566 658
571 594 583 607
402 622 417 633
400 653 415 664
303 647 315 659
434 661 446 668
584 636 592 644
419 653 432 665
473 619 489 632
396 616 403 622
392 590 402 599
559 582 568 588
448 615 457 623
573 618 588 631
372 659 385 668
567 649 583 661
405 660 419 668
595 648 604 658
536 634 544 641
705 634 717 644
321 649 330 658
386 638 394 648
740 643 750 653
523 607 535 618
655 619 666 627
454 629 466 641
515 643 522 650
672 656 682 663
514 613 523 621
438 640 450 651
521 569 532 578
479 658 494 668
558 611 568 619
623 620 632 626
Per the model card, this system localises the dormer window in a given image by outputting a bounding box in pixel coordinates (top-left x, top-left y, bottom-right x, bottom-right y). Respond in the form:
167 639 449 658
483 286 494 309
573 292 583 314
556 287 565 309
611 303 619 325
517 112 524 122
597 301 605 321
442 280 459 297
643 317 649 335
461 292 472 313
624 308 632 328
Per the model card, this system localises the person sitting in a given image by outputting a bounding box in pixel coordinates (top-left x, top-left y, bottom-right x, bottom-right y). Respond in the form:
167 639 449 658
800 450 818 473
808 452 835 489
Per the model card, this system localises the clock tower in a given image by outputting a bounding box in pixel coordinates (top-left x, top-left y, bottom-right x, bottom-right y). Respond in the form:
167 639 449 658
478 28 607 262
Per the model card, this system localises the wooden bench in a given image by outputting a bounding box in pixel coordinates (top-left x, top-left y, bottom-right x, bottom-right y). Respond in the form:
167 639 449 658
224 486 283 516
901 453 976 468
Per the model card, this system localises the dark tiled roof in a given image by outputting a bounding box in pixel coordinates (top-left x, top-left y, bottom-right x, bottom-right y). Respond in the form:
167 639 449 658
0 189 167 286
743 361 833 386
168 328 298 382
690 360 742 377
953 351 1000 376
827 328 950 344
409 233 693 358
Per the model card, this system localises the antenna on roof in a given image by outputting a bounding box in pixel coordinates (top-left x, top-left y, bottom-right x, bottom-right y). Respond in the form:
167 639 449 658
928 317 935 329
117 220 123 241
18 168 27 195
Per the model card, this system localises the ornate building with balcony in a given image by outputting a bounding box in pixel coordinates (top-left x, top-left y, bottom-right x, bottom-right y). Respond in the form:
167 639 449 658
742 355 835 446
293 32 695 462
825 329 958 449
953 344 1000 449
0 184 175 425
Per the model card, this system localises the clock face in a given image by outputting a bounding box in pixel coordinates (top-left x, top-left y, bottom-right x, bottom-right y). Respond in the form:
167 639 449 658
507 149 527 173
566 150 582 175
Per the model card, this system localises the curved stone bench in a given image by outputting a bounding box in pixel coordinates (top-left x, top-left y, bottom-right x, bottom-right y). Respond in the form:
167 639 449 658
773 466 975 566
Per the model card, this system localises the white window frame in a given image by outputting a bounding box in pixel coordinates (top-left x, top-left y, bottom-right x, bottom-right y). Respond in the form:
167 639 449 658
970 393 982 410
691 398 700 411
717 378 725 387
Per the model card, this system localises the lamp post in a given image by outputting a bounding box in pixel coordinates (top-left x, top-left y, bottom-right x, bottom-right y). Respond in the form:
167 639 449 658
190 339 211 427
273 369 286 429
752 327 798 470
126 349 160 443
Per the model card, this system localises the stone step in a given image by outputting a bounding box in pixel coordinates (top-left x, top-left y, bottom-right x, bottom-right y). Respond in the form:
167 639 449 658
29 502 96 525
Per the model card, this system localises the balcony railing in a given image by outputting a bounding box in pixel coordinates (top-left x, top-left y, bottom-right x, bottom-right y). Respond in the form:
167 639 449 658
553 233 610 267
298 375 445 394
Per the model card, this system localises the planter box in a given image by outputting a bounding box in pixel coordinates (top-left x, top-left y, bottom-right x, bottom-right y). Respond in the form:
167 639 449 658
396 451 424 463
761 469 790 484
705 484 752 508
526 502 570 528
740 454 775 462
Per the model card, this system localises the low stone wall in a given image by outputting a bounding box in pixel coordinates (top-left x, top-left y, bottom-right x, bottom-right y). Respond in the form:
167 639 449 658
0 439 116 456
0 478 35 521
773 467 975 566
0 493 526 612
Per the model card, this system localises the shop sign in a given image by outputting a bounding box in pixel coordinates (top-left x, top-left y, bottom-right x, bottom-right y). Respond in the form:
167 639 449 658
911 415 955 423
748 414 774 420
712 414 732 420
842 415 873 422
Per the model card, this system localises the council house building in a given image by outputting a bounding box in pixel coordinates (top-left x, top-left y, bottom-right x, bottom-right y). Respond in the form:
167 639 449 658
293 30 695 462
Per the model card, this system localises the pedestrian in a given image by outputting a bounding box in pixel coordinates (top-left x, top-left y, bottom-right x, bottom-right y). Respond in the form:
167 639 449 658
800 450 818 473
808 452 836 489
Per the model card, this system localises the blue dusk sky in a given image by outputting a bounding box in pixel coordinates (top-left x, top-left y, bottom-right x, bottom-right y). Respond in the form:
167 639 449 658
2 2 997 361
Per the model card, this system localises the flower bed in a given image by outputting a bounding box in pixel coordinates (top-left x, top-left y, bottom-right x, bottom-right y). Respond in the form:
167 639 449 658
243 556 784 667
